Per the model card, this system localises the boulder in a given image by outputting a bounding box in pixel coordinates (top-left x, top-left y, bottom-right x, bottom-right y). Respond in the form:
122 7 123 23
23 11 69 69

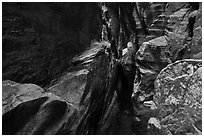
137 36 171 63
154 59 202 135
2 80 48 115
133 36 171 103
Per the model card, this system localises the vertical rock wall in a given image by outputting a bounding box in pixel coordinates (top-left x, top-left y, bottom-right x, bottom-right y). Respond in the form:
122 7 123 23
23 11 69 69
2 3 102 86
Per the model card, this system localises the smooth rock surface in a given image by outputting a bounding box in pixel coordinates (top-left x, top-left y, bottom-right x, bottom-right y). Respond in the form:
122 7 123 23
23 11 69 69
48 69 88 106
2 80 80 135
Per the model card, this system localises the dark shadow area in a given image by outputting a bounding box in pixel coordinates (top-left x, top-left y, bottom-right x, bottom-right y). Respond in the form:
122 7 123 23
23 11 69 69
2 97 48 135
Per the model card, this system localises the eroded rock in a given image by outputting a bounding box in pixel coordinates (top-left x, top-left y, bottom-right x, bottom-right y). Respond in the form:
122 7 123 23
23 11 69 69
2 80 80 135
3 80 47 115
48 69 88 106
133 36 171 104
137 36 171 63
48 41 107 106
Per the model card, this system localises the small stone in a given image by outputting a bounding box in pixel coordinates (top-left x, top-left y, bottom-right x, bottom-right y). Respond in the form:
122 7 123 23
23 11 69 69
148 117 161 129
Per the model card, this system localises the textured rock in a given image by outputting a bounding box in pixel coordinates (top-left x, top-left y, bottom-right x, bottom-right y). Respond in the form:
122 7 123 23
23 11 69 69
77 53 117 134
2 80 48 115
2 44 138 135
137 36 170 63
166 3 185 15
154 59 202 135
77 51 138 135
71 41 104 67
191 26 202 58
2 3 102 86
133 36 171 103
168 3 202 61
48 69 88 106
47 41 108 106
2 80 80 135
147 117 161 134
2 2 202 135
169 8 189 22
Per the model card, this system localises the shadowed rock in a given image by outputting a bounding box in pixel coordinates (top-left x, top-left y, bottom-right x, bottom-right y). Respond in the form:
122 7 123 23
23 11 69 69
2 97 48 135
133 36 171 103
2 80 80 135
2 2 202 135
76 51 137 135
168 3 202 61
2 3 102 86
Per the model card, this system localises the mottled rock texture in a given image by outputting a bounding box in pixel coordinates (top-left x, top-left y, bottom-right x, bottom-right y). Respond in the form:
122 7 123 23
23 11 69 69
154 59 202 135
132 2 202 135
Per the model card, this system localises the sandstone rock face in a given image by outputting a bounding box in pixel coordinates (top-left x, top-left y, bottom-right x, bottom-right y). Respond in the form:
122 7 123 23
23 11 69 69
48 69 88 106
3 41 137 135
133 2 201 115
3 80 47 115
168 3 202 61
153 59 202 135
71 41 104 67
47 41 104 107
2 80 79 135
134 36 171 103
2 2 202 135
137 36 170 63
2 3 102 86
